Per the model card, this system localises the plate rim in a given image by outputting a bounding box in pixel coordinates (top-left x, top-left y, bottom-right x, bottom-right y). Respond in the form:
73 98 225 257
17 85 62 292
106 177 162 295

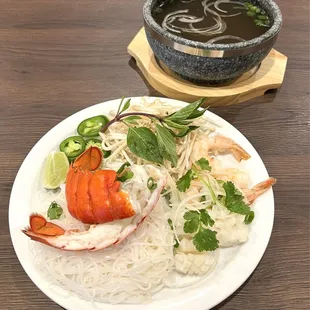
9 96 275 310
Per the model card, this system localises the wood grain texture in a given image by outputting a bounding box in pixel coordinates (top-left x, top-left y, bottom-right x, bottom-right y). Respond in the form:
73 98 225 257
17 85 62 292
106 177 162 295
128 28 288 106
0 0 309 309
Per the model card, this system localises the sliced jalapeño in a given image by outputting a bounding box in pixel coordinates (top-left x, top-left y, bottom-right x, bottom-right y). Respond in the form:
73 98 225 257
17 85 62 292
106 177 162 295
77 115 109 137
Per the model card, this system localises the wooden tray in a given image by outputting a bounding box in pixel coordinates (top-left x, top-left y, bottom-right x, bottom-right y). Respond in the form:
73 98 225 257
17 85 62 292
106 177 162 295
128 28 288 107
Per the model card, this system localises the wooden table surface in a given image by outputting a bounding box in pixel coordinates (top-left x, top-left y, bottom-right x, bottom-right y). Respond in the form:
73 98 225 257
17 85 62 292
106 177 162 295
0 0 309 309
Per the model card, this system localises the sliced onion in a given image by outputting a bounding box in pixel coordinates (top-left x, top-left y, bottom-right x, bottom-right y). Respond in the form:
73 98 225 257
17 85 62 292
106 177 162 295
214 0 244 16
162 22 181 33
178 16 205 23
188 16 226 36
215 0 228 13
162 10 189 33
161 1 246 37
163 9 190 20
207 35 245 43
204 0 245 17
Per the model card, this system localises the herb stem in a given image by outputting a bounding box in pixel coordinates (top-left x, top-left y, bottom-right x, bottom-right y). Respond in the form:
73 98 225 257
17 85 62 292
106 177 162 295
193 165 217 204
101 112 164 133
116 96 125 117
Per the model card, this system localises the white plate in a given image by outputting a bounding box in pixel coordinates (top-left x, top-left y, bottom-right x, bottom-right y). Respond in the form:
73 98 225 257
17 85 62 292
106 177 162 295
9 97 274 310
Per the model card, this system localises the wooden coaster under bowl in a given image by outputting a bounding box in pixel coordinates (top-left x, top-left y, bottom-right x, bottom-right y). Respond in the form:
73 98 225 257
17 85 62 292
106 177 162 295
128 28 288 107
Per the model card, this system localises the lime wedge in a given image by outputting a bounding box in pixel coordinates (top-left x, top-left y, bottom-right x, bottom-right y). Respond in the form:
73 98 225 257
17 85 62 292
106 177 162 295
42 152 69 189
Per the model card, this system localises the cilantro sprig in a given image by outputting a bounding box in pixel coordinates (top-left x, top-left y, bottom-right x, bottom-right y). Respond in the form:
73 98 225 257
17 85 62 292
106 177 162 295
101 97 207 166
176 169 196 192
174 158 220 252
176 157 211 192
183 210 218 252
222 181 255 224
195 158 212 171
176 160 255 225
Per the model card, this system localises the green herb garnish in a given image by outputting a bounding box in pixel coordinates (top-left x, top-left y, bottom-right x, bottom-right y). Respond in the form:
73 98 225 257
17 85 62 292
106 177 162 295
195 158 212 171
147 177 157 191
176 157 211 192
156 124 178 167
116 162 134 182
47 201 63 220
174 239 180 248
200 195 206 202
177 160 255 225
127 127 163 164
101 98 207 166
176 169 196 192
122 116 142 125
222 181 255 224
183 210 218 252
167 218 173 230
244 2 270 27
244 211 255 224
161 188 172 206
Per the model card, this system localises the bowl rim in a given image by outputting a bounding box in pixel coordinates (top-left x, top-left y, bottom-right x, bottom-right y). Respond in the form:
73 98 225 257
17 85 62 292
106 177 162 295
143 0 282 52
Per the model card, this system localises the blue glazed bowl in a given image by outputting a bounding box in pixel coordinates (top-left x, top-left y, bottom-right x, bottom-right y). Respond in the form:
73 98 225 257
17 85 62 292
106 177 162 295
143 0 282 85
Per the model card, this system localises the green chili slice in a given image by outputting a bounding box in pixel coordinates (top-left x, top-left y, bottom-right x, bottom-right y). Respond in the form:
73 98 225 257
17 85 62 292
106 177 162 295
59 136 86 160
77 115 109 137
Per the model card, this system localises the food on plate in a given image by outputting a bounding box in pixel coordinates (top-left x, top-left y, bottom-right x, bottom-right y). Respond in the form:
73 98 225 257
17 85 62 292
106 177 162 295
23 97 276 304
24 146 166 251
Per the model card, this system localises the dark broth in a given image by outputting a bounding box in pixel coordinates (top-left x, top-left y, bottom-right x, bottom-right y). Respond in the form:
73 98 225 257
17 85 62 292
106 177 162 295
152 0 272 44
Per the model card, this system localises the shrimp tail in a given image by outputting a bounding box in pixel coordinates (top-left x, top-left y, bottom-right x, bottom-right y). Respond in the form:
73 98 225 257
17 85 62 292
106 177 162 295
245 177 277 204
231 144 251 162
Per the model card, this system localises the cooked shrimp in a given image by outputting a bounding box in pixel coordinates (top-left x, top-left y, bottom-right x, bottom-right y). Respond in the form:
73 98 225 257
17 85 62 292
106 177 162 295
192 134 250 163
211 167 250 189
243 177 277 204
207 136 250 162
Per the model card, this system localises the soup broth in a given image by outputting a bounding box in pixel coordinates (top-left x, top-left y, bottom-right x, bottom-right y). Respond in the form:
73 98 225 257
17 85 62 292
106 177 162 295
152 0 272 44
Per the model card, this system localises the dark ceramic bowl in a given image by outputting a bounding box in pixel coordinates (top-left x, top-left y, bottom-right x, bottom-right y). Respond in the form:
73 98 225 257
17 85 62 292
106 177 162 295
143 0 282 85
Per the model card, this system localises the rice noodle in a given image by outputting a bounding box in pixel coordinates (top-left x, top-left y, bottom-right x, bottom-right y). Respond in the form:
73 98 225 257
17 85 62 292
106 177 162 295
31 194 175 304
